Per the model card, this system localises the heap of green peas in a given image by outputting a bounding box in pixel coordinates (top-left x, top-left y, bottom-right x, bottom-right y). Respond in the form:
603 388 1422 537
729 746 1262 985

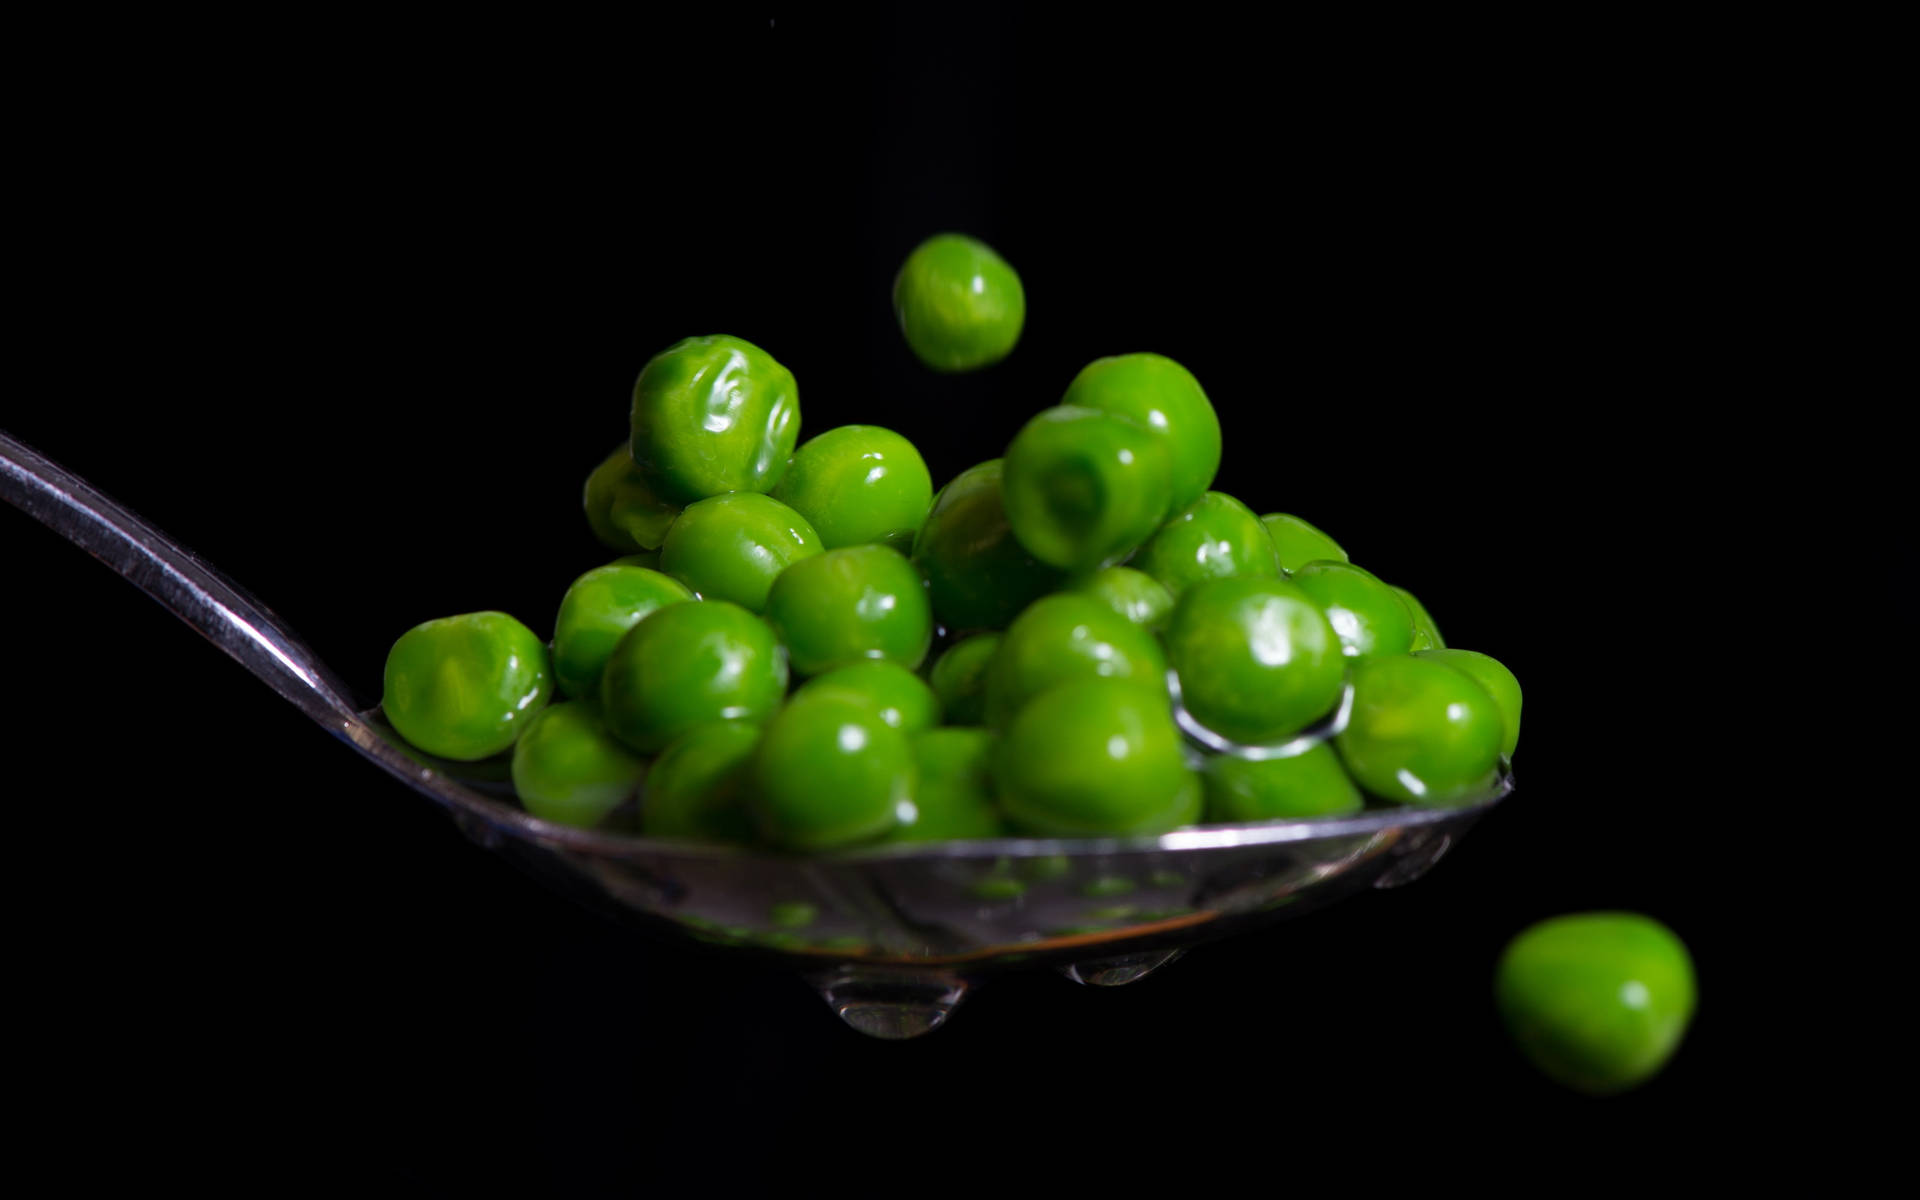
381 234 1523 850
375 235 1707 1098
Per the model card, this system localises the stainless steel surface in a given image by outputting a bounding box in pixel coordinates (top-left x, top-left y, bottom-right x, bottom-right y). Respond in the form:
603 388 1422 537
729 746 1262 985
2 430 1512 1036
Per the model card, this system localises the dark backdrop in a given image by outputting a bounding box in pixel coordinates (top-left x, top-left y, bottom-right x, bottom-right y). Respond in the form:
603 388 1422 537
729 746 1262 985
7 7 1839 1188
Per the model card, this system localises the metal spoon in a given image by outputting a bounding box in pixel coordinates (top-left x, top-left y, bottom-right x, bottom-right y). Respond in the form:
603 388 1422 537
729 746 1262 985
2 430 1508 1038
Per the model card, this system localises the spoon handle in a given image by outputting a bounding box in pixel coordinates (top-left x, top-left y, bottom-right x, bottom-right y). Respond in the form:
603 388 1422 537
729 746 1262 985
0 431 362 726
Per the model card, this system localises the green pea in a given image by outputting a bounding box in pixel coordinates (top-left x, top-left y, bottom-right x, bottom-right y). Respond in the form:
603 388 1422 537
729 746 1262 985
912 460 1067 633
764 545 932 677
1163 577 1346 744
383 611 552 761
1396 586 1446 652
374 712 515 781
510 701 648 828
983 592 1167 730
1334 655 1503 806
1131 491 1282 599
993 678 1202 836
794 659 941 735
610 551 660 571
750 695 914 850
583 444 682 553
927 634 1001 726
1290 561 1414 660
1260 513 1348 572
659 492 822 613
640 720 761 843
892 233 1025 372
894 727 1003 841
1495 913 1697 1095
600 601 788 754
584 446 644 553
770 424 934 550
551 565 696 699
1202 743 1364 822
1001 406 1172 571
630 334 800 505
1059 353 1220 518
1415 648 1521 757
1068 566 1175 632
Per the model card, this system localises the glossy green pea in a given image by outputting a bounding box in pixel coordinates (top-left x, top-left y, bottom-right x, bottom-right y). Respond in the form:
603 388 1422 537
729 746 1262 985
551 565 696 699
911 460 1067 633
1290 560 1414 660
1261 513 1348 572
630 334 800 505
894 727 1003 842
611 551 660 571
1415 648 1521 757
770 425 934 551
510 701 647 828
383 612 552 761
1069 566 1175 632
599 601 788 754
1396 586 1446 652
1164 577 1346 744
659 492 822 613
927 634 1001 726
764 545 932 677
750 695 914 850
374 713 516 782
1002 406 1173 571
893 233 1025 372
793 659 941 735
583 444 682 553
993 678 1201 837
1059 353 1220 518
1496 913 1697 1095
1131 491 1282 599
983 592 1167 730
641 721 761 843
1202 743 1364 822
1334 655 1503 806
584 445 644 553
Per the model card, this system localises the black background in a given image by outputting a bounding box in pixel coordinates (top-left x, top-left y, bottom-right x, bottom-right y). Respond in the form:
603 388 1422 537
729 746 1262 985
4 7 1875 1188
